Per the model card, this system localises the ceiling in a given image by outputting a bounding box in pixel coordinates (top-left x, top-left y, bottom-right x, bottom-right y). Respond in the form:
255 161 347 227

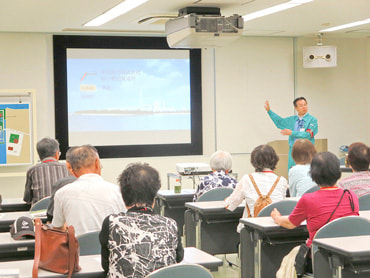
0 0 369 38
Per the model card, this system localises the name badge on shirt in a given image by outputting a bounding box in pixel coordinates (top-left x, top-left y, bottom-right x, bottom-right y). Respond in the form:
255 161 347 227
300 128 305 132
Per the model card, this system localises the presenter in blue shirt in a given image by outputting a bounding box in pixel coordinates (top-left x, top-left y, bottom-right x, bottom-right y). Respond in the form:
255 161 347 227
264 97 318 169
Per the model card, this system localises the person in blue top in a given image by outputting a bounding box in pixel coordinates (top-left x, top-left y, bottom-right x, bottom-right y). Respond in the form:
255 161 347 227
264 97 318 169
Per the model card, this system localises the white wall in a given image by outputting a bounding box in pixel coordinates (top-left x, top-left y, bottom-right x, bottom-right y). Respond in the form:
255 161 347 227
0 33 369 198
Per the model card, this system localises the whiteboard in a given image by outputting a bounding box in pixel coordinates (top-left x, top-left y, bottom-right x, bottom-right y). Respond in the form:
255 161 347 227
214 37 295 153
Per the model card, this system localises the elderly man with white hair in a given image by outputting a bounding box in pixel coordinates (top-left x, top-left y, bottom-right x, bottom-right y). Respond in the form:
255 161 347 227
193 150 237 201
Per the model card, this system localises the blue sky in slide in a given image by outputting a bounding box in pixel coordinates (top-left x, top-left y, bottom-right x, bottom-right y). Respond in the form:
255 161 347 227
67 58 191 114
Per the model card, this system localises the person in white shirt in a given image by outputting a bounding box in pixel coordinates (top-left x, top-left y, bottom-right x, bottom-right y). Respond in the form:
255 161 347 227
225 144 288 232
52 145 126 236
288 139 317 197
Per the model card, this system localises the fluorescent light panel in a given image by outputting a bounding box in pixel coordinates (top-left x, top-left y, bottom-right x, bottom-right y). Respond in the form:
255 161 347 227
84 0 149 27
319 18 370 32
243 0 313 22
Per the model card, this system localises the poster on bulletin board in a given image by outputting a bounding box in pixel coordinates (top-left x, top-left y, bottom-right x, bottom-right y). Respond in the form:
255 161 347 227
0 103 32 166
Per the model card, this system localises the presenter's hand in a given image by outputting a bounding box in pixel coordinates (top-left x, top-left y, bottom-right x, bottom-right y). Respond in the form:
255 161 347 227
280 129 292 136
264 100 270 111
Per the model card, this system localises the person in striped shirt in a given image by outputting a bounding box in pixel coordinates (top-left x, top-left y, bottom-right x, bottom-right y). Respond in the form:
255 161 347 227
338 142 370 197
23 137 71 205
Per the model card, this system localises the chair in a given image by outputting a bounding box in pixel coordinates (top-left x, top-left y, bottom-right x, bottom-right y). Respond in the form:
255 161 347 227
146 263 213 278
257 199 298 217
312 216 370 277
197 187 234 202
29 196 51 212
358 193 370 210
302 185 320 195
77 230 101 255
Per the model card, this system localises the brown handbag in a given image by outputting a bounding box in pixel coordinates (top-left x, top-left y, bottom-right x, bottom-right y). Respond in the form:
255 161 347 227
32 218 81 278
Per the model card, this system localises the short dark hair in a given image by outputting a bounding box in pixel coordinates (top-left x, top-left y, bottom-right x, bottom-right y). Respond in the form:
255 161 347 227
347 142 370 171
251 145 279 172
36 137 59 160
293 97 307 107
310 152 341 187
118 163 161 207
292 139 317 164
66 145 99 172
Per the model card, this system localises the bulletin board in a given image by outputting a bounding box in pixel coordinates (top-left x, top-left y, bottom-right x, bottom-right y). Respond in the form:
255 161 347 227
0 90 36 166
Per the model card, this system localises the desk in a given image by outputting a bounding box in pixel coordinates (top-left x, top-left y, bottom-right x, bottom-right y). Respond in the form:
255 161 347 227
184 201 244 255
154 189 195 236
313 235 370 278
0 233 34 261
0 198 31 212
240 211 370 278
0 248 223 277
239 216 308 278
0 211 47 233
359 210 370 219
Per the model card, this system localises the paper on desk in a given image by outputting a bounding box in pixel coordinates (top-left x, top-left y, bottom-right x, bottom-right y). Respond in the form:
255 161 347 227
0 268 19 277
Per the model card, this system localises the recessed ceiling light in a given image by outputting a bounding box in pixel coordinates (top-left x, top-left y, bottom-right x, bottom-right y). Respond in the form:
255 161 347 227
84 0 149 27
319 18 370 32
243 0 313 22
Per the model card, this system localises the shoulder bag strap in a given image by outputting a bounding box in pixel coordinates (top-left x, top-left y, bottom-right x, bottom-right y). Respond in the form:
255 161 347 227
325 189 351 225
67 225 77 278
266 177 281 198
32 218 42 278
249 174 263 197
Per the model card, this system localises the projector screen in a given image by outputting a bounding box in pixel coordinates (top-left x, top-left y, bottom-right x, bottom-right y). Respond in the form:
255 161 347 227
54 36 202 158
67 49 191 146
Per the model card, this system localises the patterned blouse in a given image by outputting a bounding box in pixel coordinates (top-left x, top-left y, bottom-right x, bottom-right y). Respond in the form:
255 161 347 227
337 171 370 197
193 170 237 201
99 207 184 278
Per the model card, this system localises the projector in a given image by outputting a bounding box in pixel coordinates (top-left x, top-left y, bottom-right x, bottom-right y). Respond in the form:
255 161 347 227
165 7 243 48
176 163 212 175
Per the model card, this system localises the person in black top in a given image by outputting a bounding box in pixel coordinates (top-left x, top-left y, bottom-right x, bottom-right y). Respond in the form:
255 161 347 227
99 162 184 278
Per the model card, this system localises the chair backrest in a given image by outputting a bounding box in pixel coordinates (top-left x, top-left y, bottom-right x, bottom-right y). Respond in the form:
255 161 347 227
77 230 101 255
197 187 234 202
302 186 320 195
30 196 51 212
312 216 370 253
146 263 213 278
358 193 370 210
257 199 298 217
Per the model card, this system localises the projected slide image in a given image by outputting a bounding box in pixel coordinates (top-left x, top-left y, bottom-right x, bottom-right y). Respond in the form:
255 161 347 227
66 50 192 146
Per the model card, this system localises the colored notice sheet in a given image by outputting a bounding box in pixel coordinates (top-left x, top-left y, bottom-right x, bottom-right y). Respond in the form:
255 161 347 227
0 103 31 165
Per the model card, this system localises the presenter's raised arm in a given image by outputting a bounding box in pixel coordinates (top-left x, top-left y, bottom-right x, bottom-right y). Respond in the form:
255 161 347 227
264 100 270 111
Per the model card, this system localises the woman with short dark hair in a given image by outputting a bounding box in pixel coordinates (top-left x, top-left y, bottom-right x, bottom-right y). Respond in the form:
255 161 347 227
272 152 359 256
99 163 184 278
225 144 288 232
338 142 370 197
289 139 317 197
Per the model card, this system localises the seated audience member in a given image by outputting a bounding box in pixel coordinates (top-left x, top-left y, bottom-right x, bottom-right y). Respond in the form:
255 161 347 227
52 145 125 236
193 150 237 201
271 152 359 266
338 142 370 197
23 137 71 205
225 144 288 232
46 175 76 222
99 163 184 278
288 139 317 197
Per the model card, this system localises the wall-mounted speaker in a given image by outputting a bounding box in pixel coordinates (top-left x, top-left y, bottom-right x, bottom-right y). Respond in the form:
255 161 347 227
303 45 337 68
